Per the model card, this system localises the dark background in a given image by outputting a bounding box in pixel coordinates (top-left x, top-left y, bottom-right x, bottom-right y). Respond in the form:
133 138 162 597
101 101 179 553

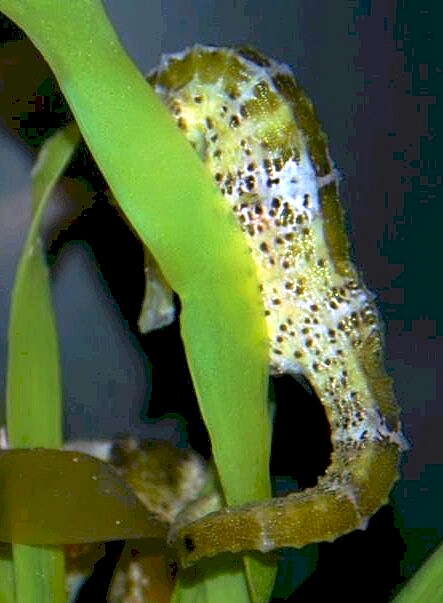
0 1 441 600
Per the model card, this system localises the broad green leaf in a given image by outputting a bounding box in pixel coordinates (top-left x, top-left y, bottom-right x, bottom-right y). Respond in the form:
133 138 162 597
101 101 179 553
0 1 276 599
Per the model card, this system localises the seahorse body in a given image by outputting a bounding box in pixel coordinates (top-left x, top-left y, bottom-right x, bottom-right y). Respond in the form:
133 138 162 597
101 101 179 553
147 45 406 565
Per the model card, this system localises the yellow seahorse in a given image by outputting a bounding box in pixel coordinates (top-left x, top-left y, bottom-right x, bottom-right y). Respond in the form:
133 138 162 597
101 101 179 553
141 45 407 566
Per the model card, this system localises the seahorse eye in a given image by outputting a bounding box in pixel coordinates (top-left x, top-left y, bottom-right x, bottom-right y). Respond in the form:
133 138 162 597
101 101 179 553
183 535 196 552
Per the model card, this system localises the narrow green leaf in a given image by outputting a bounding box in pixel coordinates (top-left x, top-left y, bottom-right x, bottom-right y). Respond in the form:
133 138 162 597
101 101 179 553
7 123 80 448
11 545 65 603
0 545 15 603
5 124 80 603
393 541 443 603
172 557 251 603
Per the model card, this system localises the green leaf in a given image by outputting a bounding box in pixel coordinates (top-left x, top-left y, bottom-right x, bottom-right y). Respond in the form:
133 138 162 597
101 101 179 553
6 123 80 449
10 546 65 603
393 541 443 603
4 123 80 603
172 557 251 603
0 544 15 603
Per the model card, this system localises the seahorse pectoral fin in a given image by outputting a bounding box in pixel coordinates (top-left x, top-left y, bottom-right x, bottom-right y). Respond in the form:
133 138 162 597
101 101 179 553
138 248 175 333
168 440 401 567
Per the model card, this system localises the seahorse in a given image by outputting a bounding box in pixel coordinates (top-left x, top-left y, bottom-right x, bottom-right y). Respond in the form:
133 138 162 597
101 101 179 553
142 45 407 566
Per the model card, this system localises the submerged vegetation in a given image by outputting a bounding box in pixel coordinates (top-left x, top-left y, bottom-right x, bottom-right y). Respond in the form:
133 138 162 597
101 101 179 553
0 1 440 602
